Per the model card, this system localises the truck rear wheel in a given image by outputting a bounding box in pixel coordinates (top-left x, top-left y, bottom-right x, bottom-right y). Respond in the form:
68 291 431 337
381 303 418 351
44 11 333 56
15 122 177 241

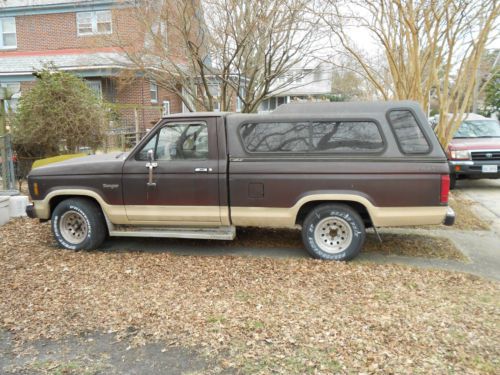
301 204 365 261
51 198 106 250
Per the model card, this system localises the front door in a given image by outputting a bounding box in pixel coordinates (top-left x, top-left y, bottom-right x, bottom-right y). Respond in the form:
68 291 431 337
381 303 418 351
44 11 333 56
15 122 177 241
122 118 221 225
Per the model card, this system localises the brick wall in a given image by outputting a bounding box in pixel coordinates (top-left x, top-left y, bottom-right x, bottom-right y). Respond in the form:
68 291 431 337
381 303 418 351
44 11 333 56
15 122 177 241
14 8 140 52
19 81 36 92
115 78 183 131
12 4 186 132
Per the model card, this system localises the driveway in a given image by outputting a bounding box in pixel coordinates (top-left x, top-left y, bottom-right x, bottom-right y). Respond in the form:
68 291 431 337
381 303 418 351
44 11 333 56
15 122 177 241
458 178 500 233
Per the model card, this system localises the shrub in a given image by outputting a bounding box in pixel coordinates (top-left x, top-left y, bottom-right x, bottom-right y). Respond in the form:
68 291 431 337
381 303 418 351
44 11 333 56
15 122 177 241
12 69 107 158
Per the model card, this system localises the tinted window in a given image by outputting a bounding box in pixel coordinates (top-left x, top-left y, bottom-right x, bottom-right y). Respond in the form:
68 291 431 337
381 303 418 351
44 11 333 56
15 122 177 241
240 122 309 152
312 121 384 152
388 110 430 153
240 121 384 153
137 122 209 160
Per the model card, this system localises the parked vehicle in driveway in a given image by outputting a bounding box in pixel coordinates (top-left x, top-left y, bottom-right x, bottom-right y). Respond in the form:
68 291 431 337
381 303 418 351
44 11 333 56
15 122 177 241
446 114 500 189
26 101 454 261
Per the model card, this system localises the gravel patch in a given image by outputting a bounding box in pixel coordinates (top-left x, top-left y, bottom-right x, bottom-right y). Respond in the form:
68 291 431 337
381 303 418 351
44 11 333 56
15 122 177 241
1 219 498 374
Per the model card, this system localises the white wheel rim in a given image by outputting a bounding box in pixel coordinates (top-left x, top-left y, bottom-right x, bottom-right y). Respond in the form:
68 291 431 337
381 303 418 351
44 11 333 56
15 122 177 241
60 210 88 244
314 217 353 254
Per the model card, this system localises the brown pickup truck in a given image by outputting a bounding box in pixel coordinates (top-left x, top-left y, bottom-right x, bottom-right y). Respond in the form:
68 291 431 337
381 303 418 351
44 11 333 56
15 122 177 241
26 101 455 260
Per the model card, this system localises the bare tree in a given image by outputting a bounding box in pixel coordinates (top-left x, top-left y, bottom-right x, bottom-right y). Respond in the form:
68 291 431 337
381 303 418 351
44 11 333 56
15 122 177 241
328 55 381 100
321 0 500 146
472 49 500 113
113 0 323 113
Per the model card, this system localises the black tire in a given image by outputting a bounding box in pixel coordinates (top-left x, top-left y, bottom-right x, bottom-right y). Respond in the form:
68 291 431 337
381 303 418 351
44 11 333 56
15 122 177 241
449 174 457 190
51 198 107 250
301 204 365 261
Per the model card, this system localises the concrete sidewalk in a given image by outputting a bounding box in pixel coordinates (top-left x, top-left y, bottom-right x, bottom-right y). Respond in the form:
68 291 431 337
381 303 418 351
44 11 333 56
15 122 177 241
362 180 500 280
363 227 500 281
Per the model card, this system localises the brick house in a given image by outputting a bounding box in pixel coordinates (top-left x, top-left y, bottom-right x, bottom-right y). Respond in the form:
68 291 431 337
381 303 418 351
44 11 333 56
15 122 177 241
0 0 185 134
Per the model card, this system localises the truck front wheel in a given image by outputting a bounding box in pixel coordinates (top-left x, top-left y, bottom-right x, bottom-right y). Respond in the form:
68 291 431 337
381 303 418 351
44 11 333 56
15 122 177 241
51 198 106 250
301 204 365 261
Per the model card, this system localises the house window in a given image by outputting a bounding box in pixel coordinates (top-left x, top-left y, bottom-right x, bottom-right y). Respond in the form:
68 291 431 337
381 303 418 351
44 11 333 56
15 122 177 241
77 11 112 36
313 69 323 82
294 71 304 84
84 80 102 99
213 100 221 112
162 100 170 116
277 75 287 85
0 18 17 49
236 88 245 112
208 84 220 112
145 20 168 50
277 96 287 107
259 97 287 112
150 82 158 103
1 82 21 112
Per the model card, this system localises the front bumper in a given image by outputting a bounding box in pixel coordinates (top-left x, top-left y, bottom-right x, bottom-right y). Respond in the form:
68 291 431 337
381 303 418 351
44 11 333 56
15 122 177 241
449 160 500 179
443 207 455 226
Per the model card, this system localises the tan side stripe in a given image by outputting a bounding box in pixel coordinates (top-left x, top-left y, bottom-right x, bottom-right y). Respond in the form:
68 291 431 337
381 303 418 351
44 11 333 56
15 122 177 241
34 190 448 228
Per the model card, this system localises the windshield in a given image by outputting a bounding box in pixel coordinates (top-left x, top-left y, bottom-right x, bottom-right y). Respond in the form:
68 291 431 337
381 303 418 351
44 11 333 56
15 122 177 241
454 120 500 138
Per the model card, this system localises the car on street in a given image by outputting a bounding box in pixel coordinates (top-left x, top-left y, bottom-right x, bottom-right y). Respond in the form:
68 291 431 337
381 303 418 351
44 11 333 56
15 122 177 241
446 114 500 189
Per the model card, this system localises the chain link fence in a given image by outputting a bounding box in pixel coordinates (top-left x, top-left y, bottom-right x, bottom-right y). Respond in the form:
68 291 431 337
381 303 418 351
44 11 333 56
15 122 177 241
0 135 16 192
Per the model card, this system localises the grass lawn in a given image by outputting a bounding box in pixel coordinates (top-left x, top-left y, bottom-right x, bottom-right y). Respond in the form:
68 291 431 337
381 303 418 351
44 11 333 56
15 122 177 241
0 219 498 374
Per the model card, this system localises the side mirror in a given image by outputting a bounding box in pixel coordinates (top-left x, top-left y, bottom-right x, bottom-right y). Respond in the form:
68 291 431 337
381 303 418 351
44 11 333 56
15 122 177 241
147 149 155 163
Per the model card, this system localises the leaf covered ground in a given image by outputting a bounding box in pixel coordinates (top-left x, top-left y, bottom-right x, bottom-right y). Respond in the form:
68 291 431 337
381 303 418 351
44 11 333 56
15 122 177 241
449 191 491 230
1 219 498 374
227 228 467 261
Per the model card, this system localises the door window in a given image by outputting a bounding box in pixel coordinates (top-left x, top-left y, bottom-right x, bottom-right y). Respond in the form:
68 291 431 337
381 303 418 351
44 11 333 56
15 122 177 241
137 122 209 161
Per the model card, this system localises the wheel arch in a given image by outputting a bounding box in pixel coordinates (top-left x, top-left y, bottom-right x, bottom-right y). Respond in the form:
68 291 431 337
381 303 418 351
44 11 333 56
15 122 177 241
49 194 103 218
295 198 374 228
33 189 110 220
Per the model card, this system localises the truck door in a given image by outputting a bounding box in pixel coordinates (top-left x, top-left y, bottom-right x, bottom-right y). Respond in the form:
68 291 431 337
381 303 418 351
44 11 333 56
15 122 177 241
122 118 221 225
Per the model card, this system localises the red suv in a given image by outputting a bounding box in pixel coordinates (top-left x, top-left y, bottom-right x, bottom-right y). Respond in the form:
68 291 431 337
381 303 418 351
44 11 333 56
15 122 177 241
446 114 500 188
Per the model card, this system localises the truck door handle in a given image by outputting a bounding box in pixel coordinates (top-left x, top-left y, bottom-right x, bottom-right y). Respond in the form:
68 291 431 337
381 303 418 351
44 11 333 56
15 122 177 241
194 167 212 173
146 162 158 187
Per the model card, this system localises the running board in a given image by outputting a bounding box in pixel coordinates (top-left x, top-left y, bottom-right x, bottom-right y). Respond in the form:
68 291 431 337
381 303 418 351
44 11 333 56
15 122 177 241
108 226 236 240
